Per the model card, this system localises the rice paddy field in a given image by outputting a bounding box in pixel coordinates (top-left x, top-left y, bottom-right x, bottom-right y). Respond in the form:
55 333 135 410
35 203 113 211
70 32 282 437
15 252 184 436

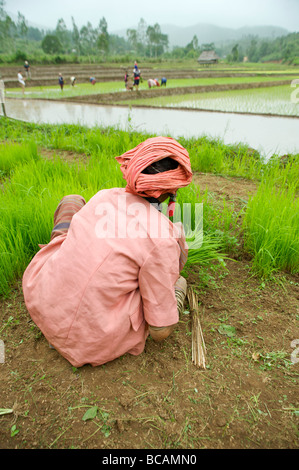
0 62 299 450
4 75 294 100
124 84 299 117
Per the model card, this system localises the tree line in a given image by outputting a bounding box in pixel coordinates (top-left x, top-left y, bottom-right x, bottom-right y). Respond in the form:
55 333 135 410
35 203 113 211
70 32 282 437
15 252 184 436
0 0 298 64
0 1 172 61
221 33 299 64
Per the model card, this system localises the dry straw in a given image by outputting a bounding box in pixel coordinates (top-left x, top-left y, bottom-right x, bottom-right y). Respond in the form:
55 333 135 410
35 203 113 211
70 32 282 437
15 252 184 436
187 287 207 369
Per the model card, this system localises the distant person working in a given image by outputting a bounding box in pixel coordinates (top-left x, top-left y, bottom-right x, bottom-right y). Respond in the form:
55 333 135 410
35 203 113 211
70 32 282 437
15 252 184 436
58 73 64 91
24 61 31 78
17 71 26 95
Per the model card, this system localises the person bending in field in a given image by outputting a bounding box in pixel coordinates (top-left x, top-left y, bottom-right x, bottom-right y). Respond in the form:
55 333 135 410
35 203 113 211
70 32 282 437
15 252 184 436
148 78 160 88
24 61 31 79
22 136 193 368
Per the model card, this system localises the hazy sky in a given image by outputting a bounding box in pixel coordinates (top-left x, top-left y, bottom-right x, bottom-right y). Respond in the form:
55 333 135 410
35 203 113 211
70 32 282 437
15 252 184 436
4 0 299 32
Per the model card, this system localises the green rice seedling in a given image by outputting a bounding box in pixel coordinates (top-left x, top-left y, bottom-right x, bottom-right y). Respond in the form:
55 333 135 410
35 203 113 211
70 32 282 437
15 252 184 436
179 135 265 181
0 157 88 295
170 183 234 269
0 118 155 164
126 85 298 116
243 179 299 277
0 141 40 176
263 153 299 191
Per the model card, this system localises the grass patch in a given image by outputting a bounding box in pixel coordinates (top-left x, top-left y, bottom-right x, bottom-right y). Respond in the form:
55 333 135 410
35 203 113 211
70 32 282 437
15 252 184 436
0 141 40 177
243 178 299 277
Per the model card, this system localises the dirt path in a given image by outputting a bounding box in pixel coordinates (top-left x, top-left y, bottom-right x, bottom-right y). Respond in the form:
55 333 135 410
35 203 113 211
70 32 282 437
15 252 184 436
0 161 298 450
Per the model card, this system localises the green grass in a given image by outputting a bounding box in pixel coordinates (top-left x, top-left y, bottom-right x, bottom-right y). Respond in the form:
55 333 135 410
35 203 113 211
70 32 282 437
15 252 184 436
243 177 299 277
0 141 40 176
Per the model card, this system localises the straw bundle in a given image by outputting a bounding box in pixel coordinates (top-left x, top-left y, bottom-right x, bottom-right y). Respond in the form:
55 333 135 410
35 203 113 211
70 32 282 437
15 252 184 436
187 287 207 369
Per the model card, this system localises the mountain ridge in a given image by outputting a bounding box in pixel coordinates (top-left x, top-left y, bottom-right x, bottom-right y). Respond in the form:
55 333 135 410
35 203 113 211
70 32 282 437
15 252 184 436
112 23 290 48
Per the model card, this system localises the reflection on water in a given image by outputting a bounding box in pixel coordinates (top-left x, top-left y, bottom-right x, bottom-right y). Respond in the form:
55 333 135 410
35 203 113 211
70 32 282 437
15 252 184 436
3 98 299 158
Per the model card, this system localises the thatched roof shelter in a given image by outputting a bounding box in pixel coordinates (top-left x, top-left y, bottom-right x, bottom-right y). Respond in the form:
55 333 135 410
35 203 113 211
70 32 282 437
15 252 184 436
197 50 220 64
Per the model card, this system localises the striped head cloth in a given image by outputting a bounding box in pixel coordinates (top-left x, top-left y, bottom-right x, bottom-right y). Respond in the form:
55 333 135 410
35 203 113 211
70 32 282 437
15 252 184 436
115 136 193 199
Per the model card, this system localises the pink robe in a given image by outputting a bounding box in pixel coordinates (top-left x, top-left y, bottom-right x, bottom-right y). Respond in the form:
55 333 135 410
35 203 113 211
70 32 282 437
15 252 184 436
22 188 185 367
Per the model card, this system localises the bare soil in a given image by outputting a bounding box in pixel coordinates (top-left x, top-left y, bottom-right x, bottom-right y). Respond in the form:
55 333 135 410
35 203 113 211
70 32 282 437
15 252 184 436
0 165 298 450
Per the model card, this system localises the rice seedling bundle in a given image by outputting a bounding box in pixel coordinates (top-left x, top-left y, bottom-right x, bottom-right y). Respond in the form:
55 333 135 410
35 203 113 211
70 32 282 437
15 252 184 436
187 287 206 369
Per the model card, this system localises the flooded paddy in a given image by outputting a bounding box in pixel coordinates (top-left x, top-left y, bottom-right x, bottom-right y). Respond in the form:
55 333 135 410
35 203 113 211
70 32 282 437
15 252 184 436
4 98 299 159
123 85 299 117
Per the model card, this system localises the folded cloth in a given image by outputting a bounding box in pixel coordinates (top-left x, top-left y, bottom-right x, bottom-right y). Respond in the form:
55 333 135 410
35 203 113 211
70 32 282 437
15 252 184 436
115 136 193 199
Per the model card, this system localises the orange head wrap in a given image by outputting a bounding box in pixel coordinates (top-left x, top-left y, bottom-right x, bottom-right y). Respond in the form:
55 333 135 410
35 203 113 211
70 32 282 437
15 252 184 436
115 136 193 199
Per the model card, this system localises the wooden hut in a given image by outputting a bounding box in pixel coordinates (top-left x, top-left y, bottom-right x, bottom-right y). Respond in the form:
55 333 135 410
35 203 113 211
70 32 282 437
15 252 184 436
197 50 220 65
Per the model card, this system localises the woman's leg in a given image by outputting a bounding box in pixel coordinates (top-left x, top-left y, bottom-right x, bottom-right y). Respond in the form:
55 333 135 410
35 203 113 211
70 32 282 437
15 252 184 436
50 195 86 241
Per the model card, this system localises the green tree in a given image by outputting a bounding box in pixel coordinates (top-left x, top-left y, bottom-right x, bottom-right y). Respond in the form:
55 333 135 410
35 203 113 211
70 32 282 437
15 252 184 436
184 35 199 58
192 35 199 51
259 40 270 59
0 14 17 51
201 42 215 51
109 34 128 55
71 16 80 54
0 0 5 19
247 38 259 62
231 44 239 62
55 18 70 51
41 34 62 54
27 26 44 41
126 28 137 49
80 22 97 55
137 18 147 46
17 12 27 38
146 23 168 57
97 17 109 56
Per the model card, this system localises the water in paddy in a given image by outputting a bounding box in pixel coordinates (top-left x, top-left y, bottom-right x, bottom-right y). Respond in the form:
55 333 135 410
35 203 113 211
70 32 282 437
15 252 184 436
3 98 299 158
